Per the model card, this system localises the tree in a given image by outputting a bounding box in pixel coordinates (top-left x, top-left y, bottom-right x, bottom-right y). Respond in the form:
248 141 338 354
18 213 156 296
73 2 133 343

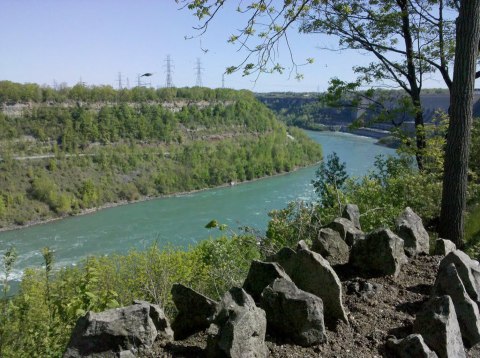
438 0 480 247
182 0 480 246
179 0 457 170
312 152 348 210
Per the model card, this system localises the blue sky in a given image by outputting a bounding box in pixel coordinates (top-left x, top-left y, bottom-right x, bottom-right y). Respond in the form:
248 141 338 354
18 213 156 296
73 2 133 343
0 0 467 92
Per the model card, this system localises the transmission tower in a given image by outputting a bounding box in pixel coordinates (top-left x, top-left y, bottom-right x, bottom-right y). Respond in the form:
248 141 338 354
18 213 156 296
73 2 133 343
116 72 123 89
222 73 225 88
194 58 204 87
164 55 174 88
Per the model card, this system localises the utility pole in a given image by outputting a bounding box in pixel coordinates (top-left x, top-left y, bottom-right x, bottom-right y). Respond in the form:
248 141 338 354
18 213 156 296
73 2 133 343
194 58 204 87
164 55 174 88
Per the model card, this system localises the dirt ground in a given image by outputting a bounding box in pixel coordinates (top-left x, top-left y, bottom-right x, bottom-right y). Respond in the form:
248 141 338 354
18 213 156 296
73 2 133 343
145 254 480 357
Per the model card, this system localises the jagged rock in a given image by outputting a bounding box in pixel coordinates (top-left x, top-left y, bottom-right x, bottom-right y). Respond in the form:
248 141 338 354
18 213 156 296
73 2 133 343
261 278 327 347
435 239 457 256
349 228 408 278
439 251 480 302
342 204 361 230
243 260 292 303
386 334 438 358
64 301 173 358
345 278 382 298
296 240 309 251
171 283 218 340
395 207 430 257
311 228 350 265
434 263 480 347
206 287 267 358
327 217 364 246
414 295 466 358
269 246 348 325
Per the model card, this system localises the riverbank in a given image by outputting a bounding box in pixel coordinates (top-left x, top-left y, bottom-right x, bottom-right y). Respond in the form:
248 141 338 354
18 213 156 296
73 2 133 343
0 163 319 234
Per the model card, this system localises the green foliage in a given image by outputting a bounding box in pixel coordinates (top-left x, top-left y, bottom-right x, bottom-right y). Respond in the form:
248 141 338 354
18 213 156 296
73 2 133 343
312 152 348 210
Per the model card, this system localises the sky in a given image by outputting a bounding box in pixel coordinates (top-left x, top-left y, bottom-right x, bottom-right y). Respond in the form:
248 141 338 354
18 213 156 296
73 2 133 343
0 0 472 92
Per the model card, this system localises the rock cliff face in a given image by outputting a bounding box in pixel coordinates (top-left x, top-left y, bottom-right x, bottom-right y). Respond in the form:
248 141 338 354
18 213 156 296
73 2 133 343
63 207 480 357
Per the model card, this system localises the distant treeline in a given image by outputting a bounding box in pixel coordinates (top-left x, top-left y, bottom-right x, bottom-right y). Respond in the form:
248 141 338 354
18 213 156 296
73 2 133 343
0 80 248 104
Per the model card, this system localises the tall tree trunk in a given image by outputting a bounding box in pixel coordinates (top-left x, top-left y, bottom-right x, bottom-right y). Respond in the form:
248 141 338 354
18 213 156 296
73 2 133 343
412 95 426 171
439 0 480 248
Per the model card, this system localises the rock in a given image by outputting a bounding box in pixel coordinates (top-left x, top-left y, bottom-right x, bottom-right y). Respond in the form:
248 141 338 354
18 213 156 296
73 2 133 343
311 228 350 265
261 278 327 347
206 287 267 358
269 246 347 326
342 204 361 230
349 228 408 278
171 283 218 340
414 295 466 358
243 260 292 303
296 240 309 251
345 278 382 298
434 263 480 347
435 239 457 256
64 301 173 358
439 250 480 302
327 217 364 246
395 207 430 257
386 334 438 358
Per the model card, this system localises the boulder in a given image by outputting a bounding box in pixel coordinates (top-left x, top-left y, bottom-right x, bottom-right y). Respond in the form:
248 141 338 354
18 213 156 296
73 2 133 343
395 207 430 256
64 301 173 358
311 228 350 265
439 251 480 302
386 334 438 358
261 278 327 347
435 239 457 256
243 260 292 303
349 228 408 278
434 263 480 347
342 203 361 230
269 246 347 325
171 283 218 340
296 240 309 251
206 287 267 358
414 295 465 358
327 217 364 246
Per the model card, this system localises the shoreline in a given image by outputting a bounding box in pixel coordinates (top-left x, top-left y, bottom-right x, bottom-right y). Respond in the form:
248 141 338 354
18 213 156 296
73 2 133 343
0 163 319 234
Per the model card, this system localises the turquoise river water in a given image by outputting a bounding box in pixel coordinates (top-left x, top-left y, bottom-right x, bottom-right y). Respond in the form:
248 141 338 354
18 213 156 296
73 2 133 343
0 131 395 281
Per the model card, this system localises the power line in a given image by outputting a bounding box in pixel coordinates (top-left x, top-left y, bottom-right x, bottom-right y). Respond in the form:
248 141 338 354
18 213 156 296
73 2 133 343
164 55 174 88
194 58 204 87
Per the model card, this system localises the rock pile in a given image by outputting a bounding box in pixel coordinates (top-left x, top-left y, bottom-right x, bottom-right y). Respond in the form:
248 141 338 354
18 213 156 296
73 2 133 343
63 206 480 357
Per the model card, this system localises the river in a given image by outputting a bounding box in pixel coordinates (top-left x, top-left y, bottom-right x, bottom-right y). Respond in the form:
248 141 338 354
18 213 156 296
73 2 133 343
0 131 395 282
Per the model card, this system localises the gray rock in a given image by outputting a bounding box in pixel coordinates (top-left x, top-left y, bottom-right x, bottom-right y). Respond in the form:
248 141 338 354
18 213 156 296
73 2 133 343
434 263 480 347
261 278 326 347
414 295 465 358
64 301 173 358
435 239 457 256
296 240 309 251
171 283 218 340
387 334 438 358
243 260 292 303
349 228 408 278
395 207 430 256
342 204 361 230
439 251 480 302
206 287 267 358
269 246 347 326
311 228 350 265
327 217 365 246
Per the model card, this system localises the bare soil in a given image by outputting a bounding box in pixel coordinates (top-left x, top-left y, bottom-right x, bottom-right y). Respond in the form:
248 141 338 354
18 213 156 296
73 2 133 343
145 254 480 357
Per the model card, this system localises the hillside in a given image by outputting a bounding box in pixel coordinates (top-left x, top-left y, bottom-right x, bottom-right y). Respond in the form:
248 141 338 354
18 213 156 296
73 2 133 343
0 82 322 230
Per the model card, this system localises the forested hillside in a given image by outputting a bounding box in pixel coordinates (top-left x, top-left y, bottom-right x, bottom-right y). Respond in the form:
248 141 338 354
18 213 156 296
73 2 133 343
0 82 322 229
